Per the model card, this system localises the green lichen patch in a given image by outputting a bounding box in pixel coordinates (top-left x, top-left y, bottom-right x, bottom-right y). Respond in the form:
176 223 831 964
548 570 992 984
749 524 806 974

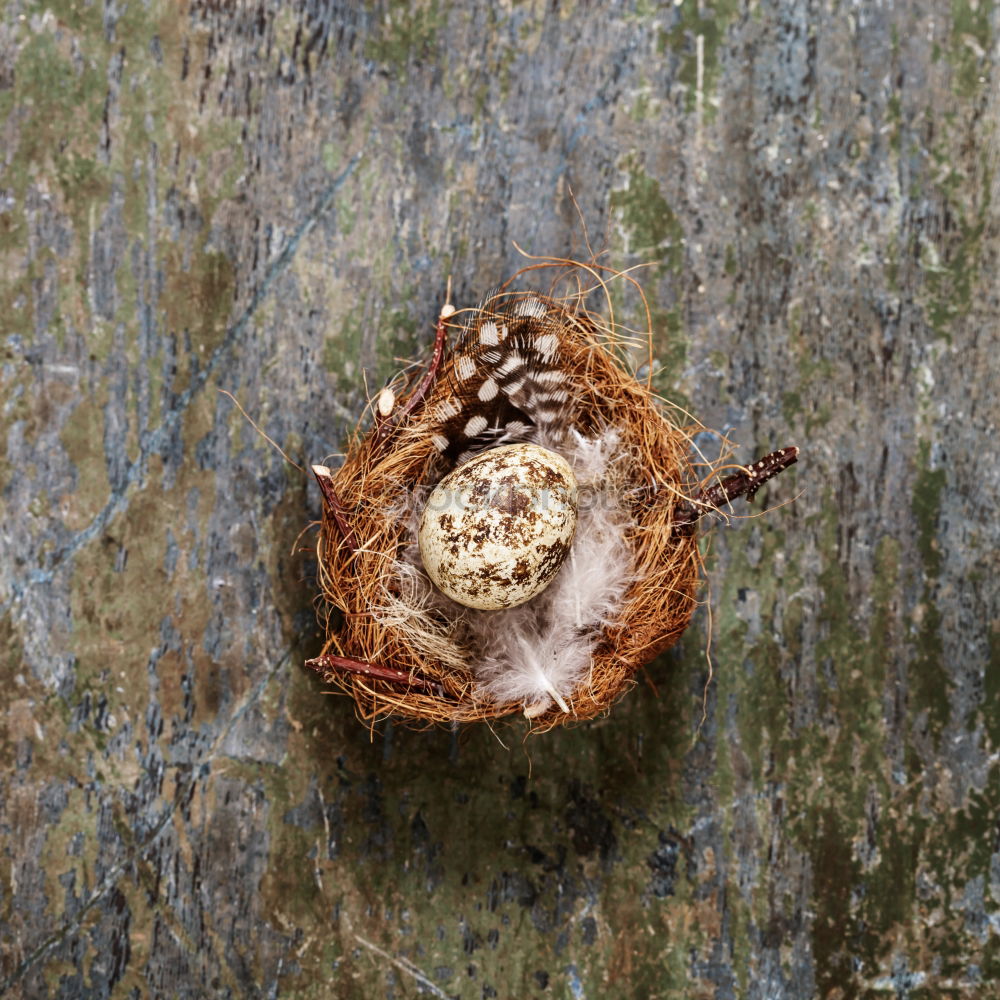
810 808 864 996
161 248 237 365
363 0 445 77
611 158 685 269
919 209 987 343
909 441 950 740
608 159 690 404
943 0 995 98
58 392 113 532
657 0 741 119
0 14 109 347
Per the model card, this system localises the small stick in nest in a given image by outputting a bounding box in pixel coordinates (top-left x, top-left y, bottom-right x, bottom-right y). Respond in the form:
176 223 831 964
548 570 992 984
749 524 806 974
311 465 358 552
377 297 456 445
305 653 444 697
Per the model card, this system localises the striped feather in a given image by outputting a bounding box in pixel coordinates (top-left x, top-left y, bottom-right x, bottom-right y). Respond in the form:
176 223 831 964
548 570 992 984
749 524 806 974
425 292 577 462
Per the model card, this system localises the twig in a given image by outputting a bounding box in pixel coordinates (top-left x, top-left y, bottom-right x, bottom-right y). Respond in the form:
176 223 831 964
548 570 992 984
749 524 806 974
673 446 799 534
377 291 454 443
311 465 358 552
305 653 443 696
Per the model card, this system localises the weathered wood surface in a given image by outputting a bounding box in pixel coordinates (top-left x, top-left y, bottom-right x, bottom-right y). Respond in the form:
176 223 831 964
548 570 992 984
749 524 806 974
2 1 998 996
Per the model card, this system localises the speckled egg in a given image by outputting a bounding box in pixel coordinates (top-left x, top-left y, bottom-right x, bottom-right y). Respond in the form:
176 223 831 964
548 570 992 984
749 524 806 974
418 444 579 610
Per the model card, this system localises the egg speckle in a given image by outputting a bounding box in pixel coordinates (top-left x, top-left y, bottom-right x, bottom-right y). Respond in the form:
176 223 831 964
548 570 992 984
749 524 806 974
418 444 579 610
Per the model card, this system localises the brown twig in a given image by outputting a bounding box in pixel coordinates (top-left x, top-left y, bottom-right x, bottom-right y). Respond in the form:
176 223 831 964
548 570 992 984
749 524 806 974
311 465 359 552
377 295 454 443
305 653 443 696
673 446 799 534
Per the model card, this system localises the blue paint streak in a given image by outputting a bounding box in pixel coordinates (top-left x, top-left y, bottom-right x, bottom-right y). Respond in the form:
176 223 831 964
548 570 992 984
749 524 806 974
565 964 586 999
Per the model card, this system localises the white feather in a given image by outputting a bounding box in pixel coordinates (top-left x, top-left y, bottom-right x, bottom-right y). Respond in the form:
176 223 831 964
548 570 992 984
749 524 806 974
467 426 635 715
375 426 635 717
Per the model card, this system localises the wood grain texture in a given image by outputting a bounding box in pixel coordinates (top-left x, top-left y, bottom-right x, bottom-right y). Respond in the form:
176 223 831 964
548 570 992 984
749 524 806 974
1 1 997 997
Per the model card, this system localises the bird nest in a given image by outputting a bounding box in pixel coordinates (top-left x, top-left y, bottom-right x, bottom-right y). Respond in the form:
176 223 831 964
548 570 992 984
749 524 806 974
308 264 796 733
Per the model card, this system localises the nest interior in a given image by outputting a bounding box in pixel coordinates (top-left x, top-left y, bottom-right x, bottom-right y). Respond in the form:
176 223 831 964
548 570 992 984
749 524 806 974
312 280 706 732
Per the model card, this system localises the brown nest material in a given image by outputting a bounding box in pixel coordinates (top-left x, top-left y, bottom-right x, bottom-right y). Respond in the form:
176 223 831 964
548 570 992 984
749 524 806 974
308 264 797 733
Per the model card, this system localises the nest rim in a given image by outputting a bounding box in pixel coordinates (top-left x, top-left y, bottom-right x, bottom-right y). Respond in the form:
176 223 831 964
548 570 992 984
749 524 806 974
310 263 717 734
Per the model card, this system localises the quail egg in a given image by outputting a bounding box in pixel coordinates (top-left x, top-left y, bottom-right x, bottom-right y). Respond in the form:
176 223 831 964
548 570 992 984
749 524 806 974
418 443 578 610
